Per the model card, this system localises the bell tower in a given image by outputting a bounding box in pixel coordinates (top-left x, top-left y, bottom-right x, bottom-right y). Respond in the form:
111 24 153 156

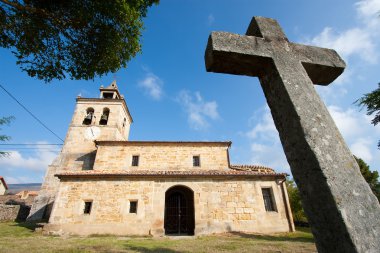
28 81 133 221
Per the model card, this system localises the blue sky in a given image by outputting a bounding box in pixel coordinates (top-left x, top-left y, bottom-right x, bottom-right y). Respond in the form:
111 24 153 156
0 0 379 183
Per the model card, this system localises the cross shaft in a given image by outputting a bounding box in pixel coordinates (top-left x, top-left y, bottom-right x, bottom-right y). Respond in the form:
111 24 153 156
205 16 380 253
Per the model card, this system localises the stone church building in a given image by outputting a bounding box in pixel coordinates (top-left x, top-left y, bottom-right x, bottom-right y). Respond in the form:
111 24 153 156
30 82 294 236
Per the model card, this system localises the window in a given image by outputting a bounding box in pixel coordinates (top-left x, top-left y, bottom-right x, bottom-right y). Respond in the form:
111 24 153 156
193 156 200 167
132 155 139 166
129 201 138 213
102 92 114 99
82 108 94 125
99 108 110 125
83 201 93 214
262 188 276 212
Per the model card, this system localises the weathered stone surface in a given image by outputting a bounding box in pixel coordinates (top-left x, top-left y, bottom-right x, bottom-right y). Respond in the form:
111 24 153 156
0 204 20 221
205 16 380 253
45 177 290 236
28 93 133 221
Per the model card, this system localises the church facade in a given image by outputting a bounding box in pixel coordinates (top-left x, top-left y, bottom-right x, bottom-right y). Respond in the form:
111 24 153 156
31 82 294 236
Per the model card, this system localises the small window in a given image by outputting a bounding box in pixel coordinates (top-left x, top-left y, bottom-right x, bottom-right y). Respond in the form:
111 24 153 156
102 92 114 99
83 201 93 214
129 201 138 213
262 188 276 212
132 155 139 166
193 156 200 167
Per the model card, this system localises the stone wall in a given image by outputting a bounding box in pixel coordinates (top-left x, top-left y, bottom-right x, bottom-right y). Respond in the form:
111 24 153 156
45 176 292 236
94 143 230 171
0 182 6 195
0 204 20 221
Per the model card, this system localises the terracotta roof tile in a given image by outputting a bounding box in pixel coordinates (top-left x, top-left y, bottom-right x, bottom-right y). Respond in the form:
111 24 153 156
230 164 276 174
95 141 232 147
55 169 286 179
0 176 8 190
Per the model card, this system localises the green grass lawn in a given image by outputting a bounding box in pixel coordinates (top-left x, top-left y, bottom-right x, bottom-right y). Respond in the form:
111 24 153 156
0 222 316 253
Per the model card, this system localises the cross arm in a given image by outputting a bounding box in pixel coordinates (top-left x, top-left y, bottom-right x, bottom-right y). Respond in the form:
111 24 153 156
205 32 273 77
292 43 346 85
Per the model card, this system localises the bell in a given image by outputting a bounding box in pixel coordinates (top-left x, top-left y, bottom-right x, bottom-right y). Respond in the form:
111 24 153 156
101 114 108 121
85 114 93 120
99 114 108 125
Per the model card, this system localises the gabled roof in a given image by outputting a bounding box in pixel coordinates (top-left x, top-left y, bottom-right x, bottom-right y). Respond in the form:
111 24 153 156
55 169 287 179
99 80 122 98
95 140 232 147
230 164 276 174
0 176 8 189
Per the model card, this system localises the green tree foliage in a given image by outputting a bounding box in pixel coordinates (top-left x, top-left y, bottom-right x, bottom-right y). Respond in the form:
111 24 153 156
0 0 159 82
0 116 14 156
286 179 307 223
356 83 380 148
355 156 380 202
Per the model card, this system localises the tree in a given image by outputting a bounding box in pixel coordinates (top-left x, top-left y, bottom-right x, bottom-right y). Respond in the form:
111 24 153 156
0 0 159 82
0 116 14 156
356 83 380 148
286 178 307 224
355 156 380 202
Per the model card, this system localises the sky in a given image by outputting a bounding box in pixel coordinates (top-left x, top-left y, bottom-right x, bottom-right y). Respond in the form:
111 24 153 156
0 0 379 184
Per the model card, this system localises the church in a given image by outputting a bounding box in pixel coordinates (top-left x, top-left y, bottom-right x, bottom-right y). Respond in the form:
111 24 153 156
29 81 294 236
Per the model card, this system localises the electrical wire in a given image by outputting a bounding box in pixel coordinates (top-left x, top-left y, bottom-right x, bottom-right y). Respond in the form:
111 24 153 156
0 84 64 143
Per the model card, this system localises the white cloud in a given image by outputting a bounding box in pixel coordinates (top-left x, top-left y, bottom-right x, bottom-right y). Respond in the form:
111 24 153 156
0 143 58 172
6 176 34 184
306 0 380 86
208 14 215 26
138 72 163 100
310 27 377 64
177 90 219 130
244 104 380 174
327 105 380 164
246 106 290 173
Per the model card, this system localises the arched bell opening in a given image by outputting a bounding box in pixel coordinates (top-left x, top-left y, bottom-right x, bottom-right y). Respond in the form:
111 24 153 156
99 108 110 125
82 107 94 125
164 185 195 235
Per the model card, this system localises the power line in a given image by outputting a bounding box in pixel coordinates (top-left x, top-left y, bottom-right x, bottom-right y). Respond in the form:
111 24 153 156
0 84 64 143
0 143 62 146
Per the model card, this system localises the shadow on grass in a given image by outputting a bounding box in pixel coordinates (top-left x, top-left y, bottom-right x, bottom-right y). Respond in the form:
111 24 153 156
12 221 42 231
228 230 314 243
123 245 181 253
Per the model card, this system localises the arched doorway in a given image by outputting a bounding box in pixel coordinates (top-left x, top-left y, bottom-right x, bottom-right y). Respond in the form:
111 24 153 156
164 185 195 235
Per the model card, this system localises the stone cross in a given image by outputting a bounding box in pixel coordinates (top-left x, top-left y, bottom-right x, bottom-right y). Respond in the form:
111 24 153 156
205 17 380 253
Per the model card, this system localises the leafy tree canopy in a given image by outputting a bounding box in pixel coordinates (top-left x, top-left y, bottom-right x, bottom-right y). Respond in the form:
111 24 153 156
0 116 14 157
0 0 159 82
286 178 307 223
355 156 380 202
356 83 380 148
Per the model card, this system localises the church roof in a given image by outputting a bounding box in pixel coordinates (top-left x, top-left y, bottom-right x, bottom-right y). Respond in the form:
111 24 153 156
0 176 8 189
55 169 287 179
95 140 232 146
230 164 276 174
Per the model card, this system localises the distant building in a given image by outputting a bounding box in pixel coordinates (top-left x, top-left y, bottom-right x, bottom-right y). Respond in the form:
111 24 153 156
30 82 294 236
0 176 8 195
16 190 39 199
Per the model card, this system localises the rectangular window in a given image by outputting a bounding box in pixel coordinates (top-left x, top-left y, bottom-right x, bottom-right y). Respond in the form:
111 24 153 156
132 155 139 166
262 188 276 212
83 201 92 214
129 201 138 213
193 155 200 167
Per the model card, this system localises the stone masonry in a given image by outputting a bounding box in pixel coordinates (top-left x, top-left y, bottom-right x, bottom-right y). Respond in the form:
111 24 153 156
36 81 294 236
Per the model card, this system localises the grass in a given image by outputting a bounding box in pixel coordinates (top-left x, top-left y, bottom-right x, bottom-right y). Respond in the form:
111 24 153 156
0 222 316 253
